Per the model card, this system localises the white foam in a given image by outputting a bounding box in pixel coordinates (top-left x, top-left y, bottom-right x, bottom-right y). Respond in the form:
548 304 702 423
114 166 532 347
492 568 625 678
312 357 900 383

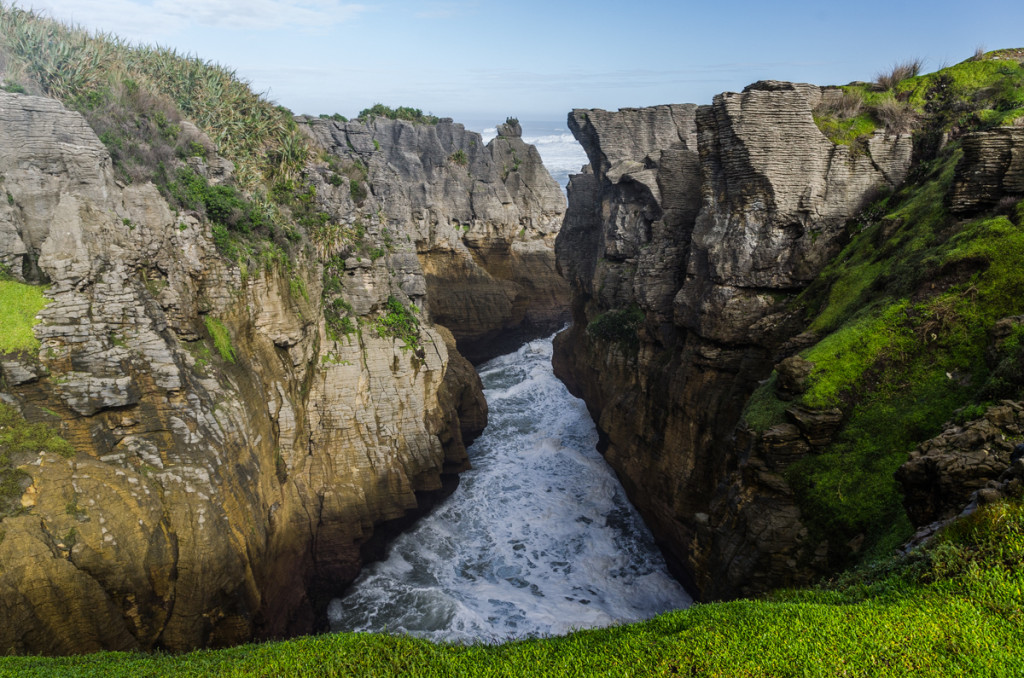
328 332 692 642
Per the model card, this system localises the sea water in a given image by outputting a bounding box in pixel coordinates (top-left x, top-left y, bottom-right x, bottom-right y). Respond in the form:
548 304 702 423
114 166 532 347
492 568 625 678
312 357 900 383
327 334 691 643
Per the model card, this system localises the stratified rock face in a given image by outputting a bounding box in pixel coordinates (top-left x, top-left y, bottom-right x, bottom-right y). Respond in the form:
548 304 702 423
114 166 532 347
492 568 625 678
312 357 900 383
553 83 913 599
0 92 486 654
950 128 1024 214
305 117 570 363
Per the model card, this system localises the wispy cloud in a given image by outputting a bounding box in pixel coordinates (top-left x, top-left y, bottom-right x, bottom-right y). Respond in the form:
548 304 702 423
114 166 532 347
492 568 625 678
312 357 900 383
28 0 369 41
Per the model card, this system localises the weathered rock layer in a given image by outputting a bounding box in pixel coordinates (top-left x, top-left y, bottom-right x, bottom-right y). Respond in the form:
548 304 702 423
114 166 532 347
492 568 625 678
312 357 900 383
553 83 913 599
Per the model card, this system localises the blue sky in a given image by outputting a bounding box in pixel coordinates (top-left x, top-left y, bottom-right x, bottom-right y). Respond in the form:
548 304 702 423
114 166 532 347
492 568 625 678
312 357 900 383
29 0 1024 125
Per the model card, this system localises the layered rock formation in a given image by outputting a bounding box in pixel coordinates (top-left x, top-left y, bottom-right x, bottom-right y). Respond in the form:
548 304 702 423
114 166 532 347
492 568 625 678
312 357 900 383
553 83 913 598
0 92 518 654
304 116 570 363
950 127 1024 214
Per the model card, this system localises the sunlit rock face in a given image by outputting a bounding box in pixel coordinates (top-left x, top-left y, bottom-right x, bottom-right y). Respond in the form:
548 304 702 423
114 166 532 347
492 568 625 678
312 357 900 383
0 92 490 654
553 82 912 600
306 116 570 363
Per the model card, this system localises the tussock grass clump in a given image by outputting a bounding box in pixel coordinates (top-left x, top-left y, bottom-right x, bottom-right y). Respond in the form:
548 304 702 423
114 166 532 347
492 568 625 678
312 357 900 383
815 87 864 118
874 96 918 134
812 89 880 147
875 58 924 91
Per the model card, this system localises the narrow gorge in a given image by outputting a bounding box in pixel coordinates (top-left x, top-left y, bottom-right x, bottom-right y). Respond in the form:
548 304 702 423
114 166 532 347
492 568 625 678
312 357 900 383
2 9 1024 670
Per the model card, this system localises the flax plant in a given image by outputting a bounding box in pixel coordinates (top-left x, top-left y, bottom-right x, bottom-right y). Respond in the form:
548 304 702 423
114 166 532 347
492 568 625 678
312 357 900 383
0 2 312 189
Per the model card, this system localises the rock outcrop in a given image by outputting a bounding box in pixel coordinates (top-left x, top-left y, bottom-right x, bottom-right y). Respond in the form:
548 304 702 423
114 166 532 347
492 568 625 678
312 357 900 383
304 116 570 363
897 402 1024 527
0 92 495 654
553 83 913 599
950 128 1024 214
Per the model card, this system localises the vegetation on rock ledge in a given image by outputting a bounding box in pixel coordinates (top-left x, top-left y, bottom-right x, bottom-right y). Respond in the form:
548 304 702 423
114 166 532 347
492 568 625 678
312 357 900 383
0 270 47 354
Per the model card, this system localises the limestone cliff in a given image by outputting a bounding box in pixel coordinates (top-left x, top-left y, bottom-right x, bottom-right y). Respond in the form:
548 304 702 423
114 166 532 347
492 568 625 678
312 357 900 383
0 91 498 654
553 82 913 598
304 116 570 363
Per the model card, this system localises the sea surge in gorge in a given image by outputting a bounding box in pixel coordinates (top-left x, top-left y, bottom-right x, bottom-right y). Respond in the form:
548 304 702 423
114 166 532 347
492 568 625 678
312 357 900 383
327 334 692 642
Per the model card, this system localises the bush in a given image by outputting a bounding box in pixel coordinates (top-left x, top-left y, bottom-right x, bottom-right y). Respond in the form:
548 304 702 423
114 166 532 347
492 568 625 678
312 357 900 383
166 167 267 242
324 297 356 340
586 305 644 351
374 296 420 350
356 104 438 125
448 149 468 166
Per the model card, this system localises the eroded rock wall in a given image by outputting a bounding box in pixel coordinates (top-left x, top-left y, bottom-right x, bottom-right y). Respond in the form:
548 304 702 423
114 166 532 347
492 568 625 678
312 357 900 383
305 117 570 363
0 92 486 654
553 82 913 599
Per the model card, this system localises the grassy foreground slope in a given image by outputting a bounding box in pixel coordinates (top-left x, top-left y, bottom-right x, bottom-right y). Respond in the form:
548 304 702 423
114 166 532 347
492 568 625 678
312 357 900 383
0 495 1021 676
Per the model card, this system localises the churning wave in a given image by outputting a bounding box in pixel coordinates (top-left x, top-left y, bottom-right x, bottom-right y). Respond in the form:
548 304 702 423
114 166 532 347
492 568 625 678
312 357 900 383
327 334 691 643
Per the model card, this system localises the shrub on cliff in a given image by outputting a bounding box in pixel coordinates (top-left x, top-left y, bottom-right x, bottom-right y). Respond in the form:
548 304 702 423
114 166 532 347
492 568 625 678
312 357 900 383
374 296 420 350
356 104 439 125
586 306 644 352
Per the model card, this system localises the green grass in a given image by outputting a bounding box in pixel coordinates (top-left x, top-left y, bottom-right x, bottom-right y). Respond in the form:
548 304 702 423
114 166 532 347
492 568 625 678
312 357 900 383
741 373 789 432
204 317 235 363
897 54 1024 114
813 111 877 146
801 300 914 409
0 277 48 354
3 496 1022 676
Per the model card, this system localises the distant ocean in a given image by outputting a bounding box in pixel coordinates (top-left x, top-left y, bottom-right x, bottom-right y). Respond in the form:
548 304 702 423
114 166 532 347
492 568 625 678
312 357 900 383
464 119 589 194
